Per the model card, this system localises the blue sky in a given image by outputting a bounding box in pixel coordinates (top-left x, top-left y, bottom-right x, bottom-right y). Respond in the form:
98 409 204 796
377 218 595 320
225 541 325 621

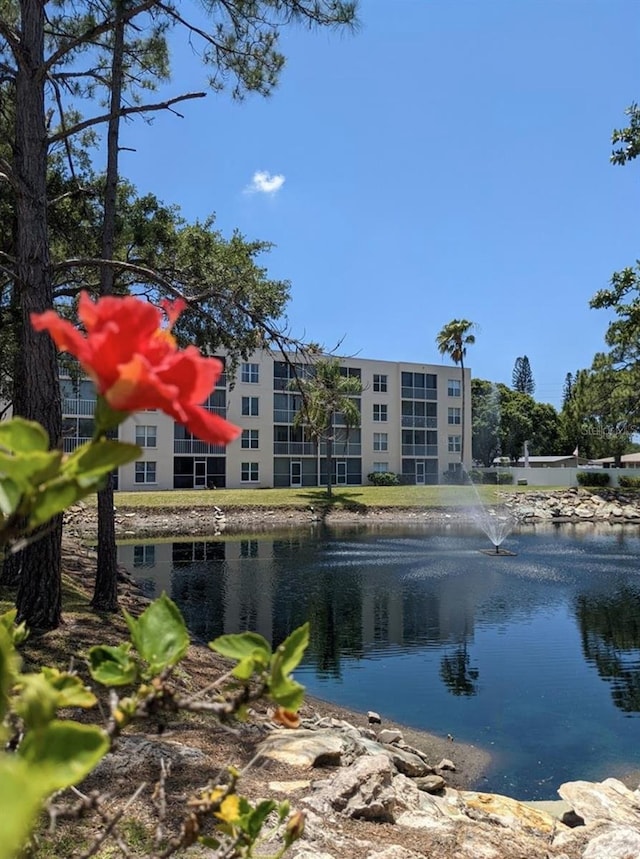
117 0 639 408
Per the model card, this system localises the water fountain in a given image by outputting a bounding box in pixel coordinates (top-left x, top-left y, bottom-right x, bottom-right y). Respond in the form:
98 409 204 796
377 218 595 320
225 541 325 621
462 470 517 555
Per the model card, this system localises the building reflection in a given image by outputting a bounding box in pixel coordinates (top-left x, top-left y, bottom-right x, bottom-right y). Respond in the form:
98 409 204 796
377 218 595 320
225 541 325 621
118 534 485 694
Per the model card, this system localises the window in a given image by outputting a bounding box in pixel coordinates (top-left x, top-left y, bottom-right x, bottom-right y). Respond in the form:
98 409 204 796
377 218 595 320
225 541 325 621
373 404 388 422
373 432 388 451
448 379 461 397
241 429 259 449
241 462 259 482
133 545 155 567
242 396 259 416
373 373 387 393
448 435 462 453
135 425 157 448
448 407 461 425
241 362 259 384
372 462 389 473
135 461 156 484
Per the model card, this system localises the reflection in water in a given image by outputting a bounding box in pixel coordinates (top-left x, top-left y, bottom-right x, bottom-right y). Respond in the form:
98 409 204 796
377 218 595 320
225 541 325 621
577 587 640 714
119 524 640 799
440 638 479 697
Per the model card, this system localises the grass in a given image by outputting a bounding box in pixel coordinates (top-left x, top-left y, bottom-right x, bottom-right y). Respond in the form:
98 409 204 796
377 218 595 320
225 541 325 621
99 483 569 512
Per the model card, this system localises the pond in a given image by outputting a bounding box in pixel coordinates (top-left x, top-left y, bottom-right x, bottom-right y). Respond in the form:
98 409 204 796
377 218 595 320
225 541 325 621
119 522 640 800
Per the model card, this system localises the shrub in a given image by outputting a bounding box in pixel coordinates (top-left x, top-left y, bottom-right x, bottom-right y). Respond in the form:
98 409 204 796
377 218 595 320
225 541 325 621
368 471 399 486
577 470 610 487
618 475 640 488
476 470 514 485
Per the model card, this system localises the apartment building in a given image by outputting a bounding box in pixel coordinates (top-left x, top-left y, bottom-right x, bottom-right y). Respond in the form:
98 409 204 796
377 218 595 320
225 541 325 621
61 352 471 490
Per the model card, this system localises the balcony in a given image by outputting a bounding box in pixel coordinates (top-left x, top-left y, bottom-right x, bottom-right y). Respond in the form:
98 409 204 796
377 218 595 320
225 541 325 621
204 405 227 418
63 436 92 453
401 445 438 457
401 416 437 429
63 397 96 416
273 441 316 456
174 439 226 455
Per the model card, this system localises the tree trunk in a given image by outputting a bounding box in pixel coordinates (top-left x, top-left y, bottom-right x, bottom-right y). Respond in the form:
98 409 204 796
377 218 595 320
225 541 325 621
14 0 63 630
93 7 125 612
325 433 333 498
460 356 466 472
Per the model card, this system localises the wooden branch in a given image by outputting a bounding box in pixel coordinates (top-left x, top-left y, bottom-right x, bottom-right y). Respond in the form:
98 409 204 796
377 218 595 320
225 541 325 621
48 91 206 144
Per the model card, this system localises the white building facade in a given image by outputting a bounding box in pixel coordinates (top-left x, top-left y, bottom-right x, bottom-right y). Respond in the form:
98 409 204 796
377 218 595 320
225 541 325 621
61 352 471 490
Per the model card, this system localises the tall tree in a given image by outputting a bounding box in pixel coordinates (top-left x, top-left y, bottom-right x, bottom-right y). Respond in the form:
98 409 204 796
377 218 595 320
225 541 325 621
0 0 359 629
293 358 362 498
561 372 574 409
436 319 476 470
471 378 501 467
512 355 535 395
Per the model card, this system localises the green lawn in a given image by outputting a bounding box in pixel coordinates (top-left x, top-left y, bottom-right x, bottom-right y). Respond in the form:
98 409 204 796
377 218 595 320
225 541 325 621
106 483 567 511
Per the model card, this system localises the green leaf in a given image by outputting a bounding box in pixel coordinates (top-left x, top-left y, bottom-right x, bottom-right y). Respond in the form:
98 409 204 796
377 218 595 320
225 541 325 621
27 479 83 528
0 477 22 518
0 756 48 859
0 450 63 486
14 674 59 729
18 721 109 793
231 655 263 681
267 673 306 712
94 396 130 434
210 631 271 666
272 623 309 678
64 439 141 478
88 643 138 686
0 418 49 454
124 593 189 675
0 625 19 722
244 800 277 839
41 668 97 708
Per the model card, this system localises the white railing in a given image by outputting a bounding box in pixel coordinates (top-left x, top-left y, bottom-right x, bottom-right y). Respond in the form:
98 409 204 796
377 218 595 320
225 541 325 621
174 439 226 455
63 398 96 416
63 436 93 452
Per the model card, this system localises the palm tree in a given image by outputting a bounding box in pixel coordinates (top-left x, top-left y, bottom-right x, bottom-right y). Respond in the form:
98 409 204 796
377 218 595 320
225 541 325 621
436 319 477 472
293 358 362 497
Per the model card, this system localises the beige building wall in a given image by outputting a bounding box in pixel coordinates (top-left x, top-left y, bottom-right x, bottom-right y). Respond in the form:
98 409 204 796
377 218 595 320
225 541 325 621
65 351 472 491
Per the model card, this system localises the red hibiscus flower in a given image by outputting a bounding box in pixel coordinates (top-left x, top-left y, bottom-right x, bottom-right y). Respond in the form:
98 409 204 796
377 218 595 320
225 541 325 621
31 292 240 446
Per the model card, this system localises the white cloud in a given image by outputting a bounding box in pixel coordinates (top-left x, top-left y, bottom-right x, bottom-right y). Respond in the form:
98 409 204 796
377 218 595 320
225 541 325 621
245 170 286 195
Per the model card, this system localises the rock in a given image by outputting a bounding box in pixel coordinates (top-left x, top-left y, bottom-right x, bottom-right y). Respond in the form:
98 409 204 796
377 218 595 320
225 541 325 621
305 753 397 823
378 729 403 744
558 777 640 827
256 729 347 768
437 758 456 771
414 774 446 793
366 848 426 859
382 744 432 777
582 826 640 858
268 779 312 793
459 791 559 836
368 711 382 724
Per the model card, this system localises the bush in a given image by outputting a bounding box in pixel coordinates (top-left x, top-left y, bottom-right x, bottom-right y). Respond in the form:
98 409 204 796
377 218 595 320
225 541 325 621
368 471 399 486
475 470 514 485
577 470 610 487
618 474 640 488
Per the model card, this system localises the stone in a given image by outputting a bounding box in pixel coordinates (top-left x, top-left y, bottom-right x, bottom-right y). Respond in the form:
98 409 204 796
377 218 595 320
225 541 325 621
368 711 382 724
383 744 432 777
256 729 346 768
268 779 312 793
414 774 446 793
305 754 397 823
437 758 456 771
459 791 559 836
558 777 640 827
366 848 426 859
378 729 403 744
582 826 640 858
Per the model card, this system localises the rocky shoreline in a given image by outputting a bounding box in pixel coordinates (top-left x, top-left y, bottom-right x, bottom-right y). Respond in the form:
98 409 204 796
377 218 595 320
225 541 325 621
66 487 640 541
